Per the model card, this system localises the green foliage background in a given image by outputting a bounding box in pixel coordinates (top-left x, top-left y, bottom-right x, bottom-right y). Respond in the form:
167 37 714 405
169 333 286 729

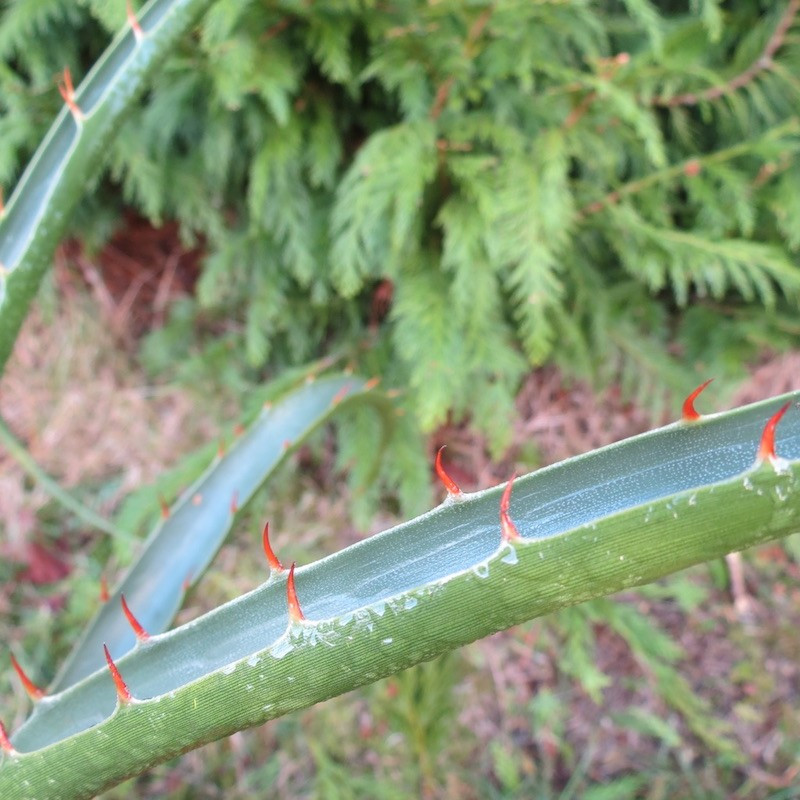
2 0 800 503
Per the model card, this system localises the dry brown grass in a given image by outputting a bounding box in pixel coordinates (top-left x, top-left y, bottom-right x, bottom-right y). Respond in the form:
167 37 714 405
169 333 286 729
0 284 219 549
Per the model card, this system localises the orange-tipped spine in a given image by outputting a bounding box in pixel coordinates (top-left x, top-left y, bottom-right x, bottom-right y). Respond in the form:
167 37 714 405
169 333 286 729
58 67 84 121
10 654 45 701
103 644 132 704
331 385 350 406
286 562 305 623
126 0 144 41
757 402 791 463
230 491 239 514
159 494 170 519
682 378 713 422
435 445 462 496
0 720 15 754
262 522 284 572
100 575 110 603
500 474 522 543
120 595 150 642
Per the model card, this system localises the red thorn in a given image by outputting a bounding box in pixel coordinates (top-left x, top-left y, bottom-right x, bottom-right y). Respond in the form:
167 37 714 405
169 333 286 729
331 385 350 406
435 445 462 496
217 439 226 458
682 378 714 422
233 423 245 437
286 563 305 623
757 402 791 463
120 595 150 642
159 494 170 519
500 474 522 543
364 377 380 390
99 575 110 603
103 644 132 704
10 654 45 701
57 67 84 121
230 491 239 514
126 0 144 40
262 522 284 572
182 572 193 592
0 720 15 754
282 439 291 451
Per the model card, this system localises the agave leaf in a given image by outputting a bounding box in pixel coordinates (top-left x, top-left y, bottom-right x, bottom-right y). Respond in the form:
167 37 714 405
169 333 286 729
3 392 798 799
51 373 390 691
0 0 214 375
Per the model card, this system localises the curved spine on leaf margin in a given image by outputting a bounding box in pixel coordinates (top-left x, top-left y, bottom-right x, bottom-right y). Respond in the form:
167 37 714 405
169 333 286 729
0 0 216 376
1 391 799 800
51 373 392 692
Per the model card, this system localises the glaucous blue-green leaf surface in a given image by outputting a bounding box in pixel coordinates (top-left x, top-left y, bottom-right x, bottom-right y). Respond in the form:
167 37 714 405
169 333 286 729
2 392 799 799
0 0 214 374
52 373 389 691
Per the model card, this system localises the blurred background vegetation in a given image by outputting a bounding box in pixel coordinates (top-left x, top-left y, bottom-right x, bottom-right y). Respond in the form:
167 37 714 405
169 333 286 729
1 0 800 797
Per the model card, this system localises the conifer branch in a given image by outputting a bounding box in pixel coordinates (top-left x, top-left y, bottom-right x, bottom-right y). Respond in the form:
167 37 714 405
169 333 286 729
429 8 493 120
576 117 800 219
653 0 800 107
260 16 291 41
563 54 630 130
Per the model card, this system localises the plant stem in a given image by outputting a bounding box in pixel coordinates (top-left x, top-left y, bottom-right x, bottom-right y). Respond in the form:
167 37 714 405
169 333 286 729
577 117 800 218
652 0 800 107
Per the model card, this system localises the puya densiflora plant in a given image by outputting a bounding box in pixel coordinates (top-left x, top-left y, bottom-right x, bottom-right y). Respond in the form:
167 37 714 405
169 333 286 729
1 3 800 797
1 383 799 799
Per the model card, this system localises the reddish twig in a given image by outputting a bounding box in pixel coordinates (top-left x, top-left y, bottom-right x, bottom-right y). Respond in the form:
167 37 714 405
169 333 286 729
653 0 800 107
430 8 493 120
